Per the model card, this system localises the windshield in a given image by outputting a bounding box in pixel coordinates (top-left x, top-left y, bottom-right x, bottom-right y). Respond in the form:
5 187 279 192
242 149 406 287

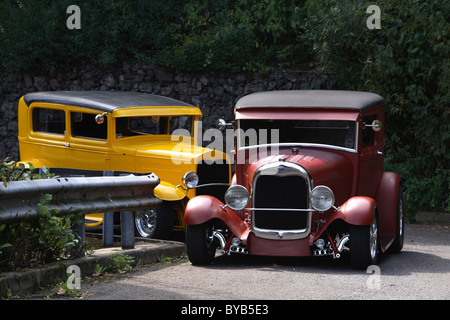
238 119 357 151
116 116 193 138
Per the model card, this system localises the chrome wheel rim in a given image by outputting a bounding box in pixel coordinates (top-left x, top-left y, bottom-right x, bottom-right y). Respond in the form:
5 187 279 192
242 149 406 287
135 209 157 238
399 196 404 238
369 217 378 261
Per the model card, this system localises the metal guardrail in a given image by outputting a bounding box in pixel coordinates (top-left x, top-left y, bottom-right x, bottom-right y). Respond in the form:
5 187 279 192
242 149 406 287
0 173 162 250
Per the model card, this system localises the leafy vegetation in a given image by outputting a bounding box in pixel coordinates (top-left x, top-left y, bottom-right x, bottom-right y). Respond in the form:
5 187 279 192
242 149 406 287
305 0 449 214
109 253 135 273
0 158 80 272
0 0 447 214
0 0 311 73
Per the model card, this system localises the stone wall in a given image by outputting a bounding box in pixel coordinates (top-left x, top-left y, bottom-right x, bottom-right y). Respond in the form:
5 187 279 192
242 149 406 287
0 63 332 160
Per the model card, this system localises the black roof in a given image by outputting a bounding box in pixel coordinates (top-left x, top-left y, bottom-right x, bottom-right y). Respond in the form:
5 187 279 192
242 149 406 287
235 90 384 111
23 91 195 112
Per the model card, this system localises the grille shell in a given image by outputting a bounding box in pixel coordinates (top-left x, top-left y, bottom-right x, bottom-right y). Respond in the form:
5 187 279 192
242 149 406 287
251 162 313 240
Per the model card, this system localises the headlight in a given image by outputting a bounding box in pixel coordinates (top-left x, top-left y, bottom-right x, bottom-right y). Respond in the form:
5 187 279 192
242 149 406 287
225 185 249 211
182 171 199 189
311 186 335 212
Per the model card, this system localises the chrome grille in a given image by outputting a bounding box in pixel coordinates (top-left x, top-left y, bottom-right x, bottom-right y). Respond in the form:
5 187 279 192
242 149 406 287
251 162 312 240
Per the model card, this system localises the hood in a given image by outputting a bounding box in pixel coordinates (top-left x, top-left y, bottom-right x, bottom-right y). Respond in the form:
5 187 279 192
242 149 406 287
115 138 228 164
237 147 354 206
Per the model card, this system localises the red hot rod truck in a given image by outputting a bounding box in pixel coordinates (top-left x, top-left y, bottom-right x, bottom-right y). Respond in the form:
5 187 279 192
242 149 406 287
183 90 405 269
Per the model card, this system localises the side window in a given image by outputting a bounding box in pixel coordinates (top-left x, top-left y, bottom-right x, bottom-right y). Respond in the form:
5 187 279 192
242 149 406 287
362 115 375 147
71 112 107 140
32 108 65 135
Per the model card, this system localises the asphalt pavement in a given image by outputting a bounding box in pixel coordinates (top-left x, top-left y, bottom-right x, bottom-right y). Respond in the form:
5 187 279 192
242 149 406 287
0 212 448 300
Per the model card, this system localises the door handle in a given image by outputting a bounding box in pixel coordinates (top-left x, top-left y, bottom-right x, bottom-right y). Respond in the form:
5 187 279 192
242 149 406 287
377 150 383 155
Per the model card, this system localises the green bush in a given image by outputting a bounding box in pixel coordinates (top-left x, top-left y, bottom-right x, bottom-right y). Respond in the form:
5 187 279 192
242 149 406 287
109 253 134 273
0 0 447 215
0 0 311 73
305 0 449 214
0 159 79 272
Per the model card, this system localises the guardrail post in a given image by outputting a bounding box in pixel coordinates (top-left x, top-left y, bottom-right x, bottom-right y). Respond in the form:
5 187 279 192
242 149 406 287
120 211 135 249
73 214 85 257
102 171 115 248
102 212 114 247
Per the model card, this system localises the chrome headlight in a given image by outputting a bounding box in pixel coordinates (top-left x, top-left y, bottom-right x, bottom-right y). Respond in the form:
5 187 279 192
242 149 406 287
182 171 199 189
225 185 249 211
311 186 335 212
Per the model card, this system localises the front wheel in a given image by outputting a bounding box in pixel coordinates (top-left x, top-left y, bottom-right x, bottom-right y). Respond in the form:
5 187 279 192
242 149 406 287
350 215 379 269
186 222 218 265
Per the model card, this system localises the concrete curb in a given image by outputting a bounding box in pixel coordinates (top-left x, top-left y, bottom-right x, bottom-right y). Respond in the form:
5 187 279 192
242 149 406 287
415 211 450 224
0 237 186 298
1 211 448 298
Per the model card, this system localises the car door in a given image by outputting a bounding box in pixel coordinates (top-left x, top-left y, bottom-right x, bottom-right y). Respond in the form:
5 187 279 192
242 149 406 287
26 105 68 168
357 113 384 198
66 109 110 171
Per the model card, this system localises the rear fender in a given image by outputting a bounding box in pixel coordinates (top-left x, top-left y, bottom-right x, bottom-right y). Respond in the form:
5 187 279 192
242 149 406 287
376 172 401 238
184 195 250 240
15 160 45 169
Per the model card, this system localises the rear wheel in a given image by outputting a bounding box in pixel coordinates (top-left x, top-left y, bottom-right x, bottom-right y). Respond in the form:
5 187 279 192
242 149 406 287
350 215 379 269
389 186 405 253
134 201 174 239
186 222 218 265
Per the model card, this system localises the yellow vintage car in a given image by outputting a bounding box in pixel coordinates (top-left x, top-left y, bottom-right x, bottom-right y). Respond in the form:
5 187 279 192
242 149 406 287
17 91 231 238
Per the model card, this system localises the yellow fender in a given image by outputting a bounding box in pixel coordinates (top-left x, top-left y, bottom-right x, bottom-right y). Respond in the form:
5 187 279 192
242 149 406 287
15 160 45 169
85 213 103 227
154 181 187 201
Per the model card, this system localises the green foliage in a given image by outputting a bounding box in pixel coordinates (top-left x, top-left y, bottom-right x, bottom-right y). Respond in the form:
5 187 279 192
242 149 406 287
305 0 449 214
0 0 310 73
0 195 79 271
0 158 79 272
0 0 447 215
109 253 134 273
0 158 53 187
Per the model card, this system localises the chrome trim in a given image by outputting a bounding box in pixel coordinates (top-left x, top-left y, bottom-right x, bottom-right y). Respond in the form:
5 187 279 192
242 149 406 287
244 208 314 212
251 161 313 240
337 235 350 252
177 182 230 190
211 231 226 250
238 143 357 154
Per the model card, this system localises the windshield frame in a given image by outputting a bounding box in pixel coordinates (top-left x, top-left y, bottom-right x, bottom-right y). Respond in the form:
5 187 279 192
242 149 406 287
114 115 195 140
236 119 359 153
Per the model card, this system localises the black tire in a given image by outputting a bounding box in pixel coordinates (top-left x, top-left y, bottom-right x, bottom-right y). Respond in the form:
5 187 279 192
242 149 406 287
186 222 217 265
134 201 174 239
350 215 379 269
389 186 405 253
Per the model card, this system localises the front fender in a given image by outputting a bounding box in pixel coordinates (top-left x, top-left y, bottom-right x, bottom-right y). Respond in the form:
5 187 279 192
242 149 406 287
184 195 250 240
335 196 376 226
154 181 186 201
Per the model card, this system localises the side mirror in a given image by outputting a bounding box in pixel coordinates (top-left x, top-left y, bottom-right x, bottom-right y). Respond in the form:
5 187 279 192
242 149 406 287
216 118 232 131
95 112 107 125
365 119 382 132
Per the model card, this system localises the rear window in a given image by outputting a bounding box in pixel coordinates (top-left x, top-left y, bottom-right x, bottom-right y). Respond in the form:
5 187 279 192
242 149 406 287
32 108 65 135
